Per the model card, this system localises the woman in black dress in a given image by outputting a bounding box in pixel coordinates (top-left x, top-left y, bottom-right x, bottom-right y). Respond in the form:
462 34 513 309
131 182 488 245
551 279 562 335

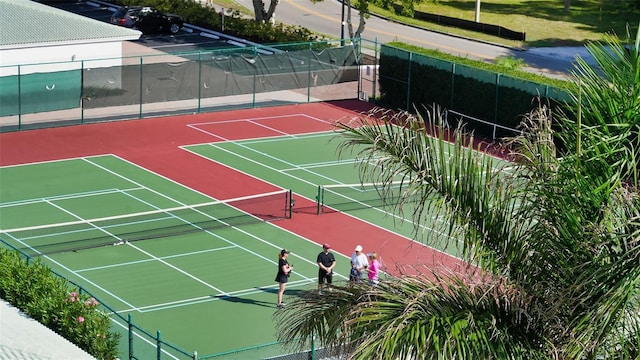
275 249 293 308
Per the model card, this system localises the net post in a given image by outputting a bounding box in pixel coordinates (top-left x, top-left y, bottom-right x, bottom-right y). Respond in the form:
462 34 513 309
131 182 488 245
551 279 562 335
128 314 133 360
157 330 162 360
316 186 323 215
288 190 293 219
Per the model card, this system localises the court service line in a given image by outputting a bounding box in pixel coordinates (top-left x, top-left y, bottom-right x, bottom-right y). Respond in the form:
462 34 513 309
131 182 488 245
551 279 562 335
188 113 333 128
40 198 230 303
247 119 293 137
127 242 228 294
0 187 144 208
280 158 359 171
121 279 315 314
224 130 337 146
76 157 317 300
199 140 451 240
82 157 207 208
202 138 343 187
188 131 469 254
67 158 235 296
76 245 237 273
244 113 339 136
70 202 228 295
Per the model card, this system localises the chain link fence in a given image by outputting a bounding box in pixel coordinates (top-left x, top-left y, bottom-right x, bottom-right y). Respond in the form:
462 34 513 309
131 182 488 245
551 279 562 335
1 40 372 132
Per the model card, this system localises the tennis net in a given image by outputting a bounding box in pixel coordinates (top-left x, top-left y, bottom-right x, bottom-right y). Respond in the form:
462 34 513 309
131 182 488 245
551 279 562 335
316 182 410 214
0 189 293 256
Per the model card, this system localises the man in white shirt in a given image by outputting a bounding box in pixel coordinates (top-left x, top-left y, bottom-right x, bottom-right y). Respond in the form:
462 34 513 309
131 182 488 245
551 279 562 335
350 245 369 283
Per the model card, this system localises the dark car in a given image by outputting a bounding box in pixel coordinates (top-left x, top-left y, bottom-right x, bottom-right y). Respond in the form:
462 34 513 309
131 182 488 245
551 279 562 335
110 6 183 34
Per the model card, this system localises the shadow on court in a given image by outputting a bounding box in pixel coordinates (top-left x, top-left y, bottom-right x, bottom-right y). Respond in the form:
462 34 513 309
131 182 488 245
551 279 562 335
214 294 274 308
213 288 308 308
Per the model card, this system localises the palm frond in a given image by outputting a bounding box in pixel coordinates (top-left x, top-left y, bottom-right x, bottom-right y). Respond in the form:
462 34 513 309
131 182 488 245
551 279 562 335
334 106 527 271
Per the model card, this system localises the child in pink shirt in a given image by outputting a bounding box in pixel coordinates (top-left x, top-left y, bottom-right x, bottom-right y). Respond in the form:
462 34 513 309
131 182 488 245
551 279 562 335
368 252 380 286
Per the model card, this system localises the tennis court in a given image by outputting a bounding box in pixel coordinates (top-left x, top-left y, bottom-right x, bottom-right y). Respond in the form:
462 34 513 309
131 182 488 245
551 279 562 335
0 153 343 356
0 102 477 358
185 117 471 258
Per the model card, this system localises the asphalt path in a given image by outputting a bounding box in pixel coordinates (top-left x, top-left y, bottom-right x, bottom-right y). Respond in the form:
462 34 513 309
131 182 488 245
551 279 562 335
234 0 591 76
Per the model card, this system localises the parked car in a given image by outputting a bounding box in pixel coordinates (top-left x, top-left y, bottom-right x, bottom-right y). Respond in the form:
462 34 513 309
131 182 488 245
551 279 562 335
110 6 183 34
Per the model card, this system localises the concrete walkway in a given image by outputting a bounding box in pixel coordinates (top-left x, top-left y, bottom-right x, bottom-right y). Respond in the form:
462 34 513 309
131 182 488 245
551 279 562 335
0 299 96 360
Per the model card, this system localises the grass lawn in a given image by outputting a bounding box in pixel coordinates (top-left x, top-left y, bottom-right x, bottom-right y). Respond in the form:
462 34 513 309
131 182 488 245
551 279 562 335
363 0 640 47
221 0 639 48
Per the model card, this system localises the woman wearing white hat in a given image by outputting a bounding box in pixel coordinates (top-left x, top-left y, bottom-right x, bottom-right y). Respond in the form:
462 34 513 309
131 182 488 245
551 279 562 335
350 245 368 284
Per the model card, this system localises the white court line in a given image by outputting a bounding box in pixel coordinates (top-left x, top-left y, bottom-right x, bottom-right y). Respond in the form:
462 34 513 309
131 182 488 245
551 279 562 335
3 155 231 312
0 187 143 208
65 155 320 310
193 138 453 243
120 279 316 314
188 113 333 127
77 245 237 273
199 137 344 188
280 158 358 171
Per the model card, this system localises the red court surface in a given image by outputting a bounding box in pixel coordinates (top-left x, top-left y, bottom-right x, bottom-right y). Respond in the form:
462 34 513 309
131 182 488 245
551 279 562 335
0 100 469 276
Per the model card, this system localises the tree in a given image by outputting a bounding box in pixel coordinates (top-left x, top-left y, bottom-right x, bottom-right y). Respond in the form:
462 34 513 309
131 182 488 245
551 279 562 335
252 0 278 23
274 25 640 359
250 0 369 40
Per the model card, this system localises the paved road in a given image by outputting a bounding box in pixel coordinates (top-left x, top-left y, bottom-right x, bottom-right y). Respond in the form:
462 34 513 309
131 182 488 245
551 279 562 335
233 0 592 76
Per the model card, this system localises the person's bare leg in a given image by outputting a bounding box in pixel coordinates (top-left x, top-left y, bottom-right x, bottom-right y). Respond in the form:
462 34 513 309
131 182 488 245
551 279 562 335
278 283 286 306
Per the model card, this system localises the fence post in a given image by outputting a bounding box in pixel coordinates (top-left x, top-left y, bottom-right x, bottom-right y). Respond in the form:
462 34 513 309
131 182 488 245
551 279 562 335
373 37 378 100
17 65 22 130
494 73 500 129
311 336 315 360
81 60 85 124
197 51 202 113
450 62 455 110
139 56 143 119
406 51 412 111
308 41 312 103
128 314 134 360
252 46 257 108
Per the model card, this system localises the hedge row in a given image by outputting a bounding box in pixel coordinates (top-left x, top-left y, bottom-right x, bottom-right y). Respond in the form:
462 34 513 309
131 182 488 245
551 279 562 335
0 248 120 360
114 0 319 44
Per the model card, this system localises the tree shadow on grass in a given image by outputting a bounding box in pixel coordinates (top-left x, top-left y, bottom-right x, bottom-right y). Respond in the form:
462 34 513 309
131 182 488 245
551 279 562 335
432 0 639 37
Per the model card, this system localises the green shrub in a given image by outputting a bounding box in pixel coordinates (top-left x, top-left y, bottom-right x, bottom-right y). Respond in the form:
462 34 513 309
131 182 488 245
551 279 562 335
112 0 317 43
0 248 120 360
387 41 569 89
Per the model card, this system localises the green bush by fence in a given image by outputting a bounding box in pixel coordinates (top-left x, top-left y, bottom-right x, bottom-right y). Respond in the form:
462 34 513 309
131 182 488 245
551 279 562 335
0 242 199 360
111 0 317 44
0 248 120 360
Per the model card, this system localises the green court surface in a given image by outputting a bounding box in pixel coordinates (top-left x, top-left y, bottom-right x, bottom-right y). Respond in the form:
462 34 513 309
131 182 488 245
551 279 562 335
186 131 468 256
1 130 510 358
0 154 351 357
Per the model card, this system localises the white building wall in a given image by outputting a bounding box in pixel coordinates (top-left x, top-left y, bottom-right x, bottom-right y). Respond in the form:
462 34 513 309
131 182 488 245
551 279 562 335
0 41 124 76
